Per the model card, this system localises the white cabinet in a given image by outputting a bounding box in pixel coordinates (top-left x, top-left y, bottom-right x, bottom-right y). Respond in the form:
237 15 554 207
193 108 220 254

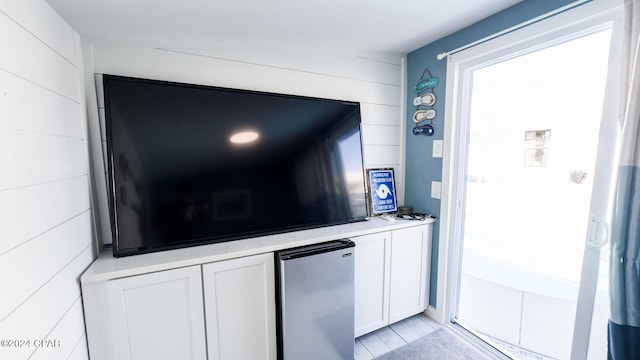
81 220 435 359
352 224 431 337
83 266 207 360
202 253 277 360
82 254 276 360
388 225 430 323
353 231 391 337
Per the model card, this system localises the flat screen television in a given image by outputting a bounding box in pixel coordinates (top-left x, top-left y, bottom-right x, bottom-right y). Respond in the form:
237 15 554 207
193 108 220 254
104 75 369 257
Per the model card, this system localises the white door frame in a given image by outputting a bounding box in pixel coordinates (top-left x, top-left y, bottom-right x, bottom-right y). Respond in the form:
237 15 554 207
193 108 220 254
433 1 623 357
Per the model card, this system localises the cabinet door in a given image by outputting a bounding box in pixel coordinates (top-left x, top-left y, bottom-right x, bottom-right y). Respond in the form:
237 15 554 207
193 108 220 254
203 253 277 360
107 266 207 360
388 225 430 323
352 231 391 337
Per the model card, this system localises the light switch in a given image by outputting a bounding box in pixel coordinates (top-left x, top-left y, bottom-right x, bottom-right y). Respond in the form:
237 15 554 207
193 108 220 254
431 181 441 199
433 140 443 158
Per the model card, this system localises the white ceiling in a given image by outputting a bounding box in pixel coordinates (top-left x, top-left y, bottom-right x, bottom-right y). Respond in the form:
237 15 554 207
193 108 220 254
46 0 521 56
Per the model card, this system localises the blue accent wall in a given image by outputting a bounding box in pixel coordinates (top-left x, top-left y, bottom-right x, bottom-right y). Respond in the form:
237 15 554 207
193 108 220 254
405 0 586 307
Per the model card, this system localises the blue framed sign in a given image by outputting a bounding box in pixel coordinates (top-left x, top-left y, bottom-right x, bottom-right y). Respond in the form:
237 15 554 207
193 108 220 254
367 168 398 215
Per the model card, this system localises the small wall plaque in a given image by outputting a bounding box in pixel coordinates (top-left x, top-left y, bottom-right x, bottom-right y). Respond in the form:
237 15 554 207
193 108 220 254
367 168 398 215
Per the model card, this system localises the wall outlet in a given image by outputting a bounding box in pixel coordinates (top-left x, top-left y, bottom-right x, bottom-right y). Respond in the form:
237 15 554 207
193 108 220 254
431 181 441 199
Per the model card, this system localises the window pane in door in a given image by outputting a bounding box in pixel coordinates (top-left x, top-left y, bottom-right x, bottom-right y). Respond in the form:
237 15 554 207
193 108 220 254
456 29 612 359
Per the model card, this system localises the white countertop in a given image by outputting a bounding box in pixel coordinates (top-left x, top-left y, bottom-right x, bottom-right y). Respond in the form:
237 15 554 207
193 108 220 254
81 217 435 283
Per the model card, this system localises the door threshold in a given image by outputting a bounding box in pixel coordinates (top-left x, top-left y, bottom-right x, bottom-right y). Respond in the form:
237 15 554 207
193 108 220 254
448 321 558 360
446 320 517 360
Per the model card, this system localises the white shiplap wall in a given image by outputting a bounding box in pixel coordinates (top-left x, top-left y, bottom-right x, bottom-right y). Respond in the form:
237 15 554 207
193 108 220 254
89 46 406 245
0 1 96 359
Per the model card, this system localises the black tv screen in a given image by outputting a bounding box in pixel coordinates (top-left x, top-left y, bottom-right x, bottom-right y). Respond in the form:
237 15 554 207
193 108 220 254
104 75 369 257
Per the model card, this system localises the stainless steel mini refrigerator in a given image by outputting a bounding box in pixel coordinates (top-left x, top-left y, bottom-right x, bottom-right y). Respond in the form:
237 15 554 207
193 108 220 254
276 240 355 360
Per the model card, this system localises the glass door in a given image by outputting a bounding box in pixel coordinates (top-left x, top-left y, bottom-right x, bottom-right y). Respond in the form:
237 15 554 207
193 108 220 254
447 17 621 360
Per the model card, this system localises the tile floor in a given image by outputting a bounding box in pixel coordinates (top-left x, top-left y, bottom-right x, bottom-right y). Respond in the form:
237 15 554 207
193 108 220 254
354 313 443 359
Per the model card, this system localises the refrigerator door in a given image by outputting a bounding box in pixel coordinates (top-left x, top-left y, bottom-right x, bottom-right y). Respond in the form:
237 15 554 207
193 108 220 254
278 240 355 360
